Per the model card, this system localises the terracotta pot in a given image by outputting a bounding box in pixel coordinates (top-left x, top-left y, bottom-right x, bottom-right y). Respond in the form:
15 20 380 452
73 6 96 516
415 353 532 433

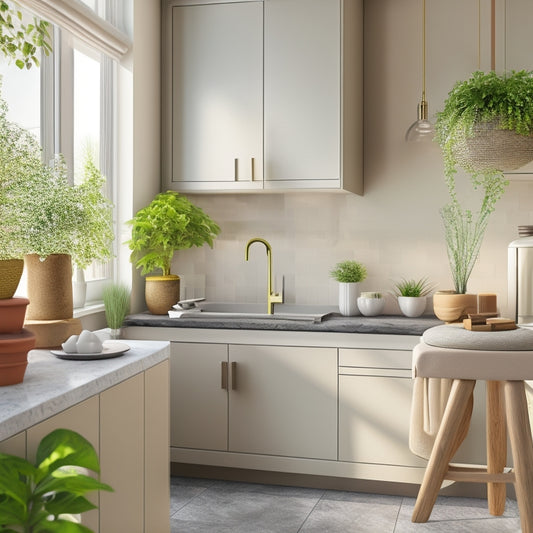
0 259 24 299
145 275 180 315
25 254 73 320
433 291 478 323
0 329 35 386
0 297 30 334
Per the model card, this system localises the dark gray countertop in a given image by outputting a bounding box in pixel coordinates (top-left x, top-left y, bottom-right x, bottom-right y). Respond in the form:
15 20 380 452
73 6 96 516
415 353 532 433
124 312 443 336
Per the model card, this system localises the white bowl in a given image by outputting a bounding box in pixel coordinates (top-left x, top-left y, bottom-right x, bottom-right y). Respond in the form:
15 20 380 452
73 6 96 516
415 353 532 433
357 297 385 317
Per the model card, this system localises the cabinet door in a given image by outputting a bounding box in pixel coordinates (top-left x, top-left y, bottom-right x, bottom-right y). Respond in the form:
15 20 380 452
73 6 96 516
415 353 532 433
171 342 228 451
26 397 100 532
228 345 337 459
169 1 263 189
99 374 144 533
339 375 426 467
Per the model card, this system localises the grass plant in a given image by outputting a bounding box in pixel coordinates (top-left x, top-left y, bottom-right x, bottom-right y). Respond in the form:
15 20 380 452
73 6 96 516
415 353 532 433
103 284 130 330
330 260 367 283
392 278 435 298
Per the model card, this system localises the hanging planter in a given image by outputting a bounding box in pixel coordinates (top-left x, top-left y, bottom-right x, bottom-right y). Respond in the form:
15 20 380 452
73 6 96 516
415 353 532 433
437 70 533 175
453 119 533 172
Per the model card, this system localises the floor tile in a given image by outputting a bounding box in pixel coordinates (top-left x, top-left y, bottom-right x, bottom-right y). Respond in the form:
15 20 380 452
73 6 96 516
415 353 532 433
170 476 215 516
171 481 320 533
395 497 521 532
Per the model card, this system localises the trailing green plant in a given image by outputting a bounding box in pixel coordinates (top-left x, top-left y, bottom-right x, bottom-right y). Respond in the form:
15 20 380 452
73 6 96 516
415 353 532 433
15 152 114 269
392 277 435 298
330 260 367 283
103 283 130 329
0 427 112 532
127 191 220 276
435 70 518 294
436 70 533 178
0 1 52 69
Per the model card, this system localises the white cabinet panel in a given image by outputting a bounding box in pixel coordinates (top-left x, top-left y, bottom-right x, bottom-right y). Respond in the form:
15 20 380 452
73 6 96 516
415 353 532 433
168 1 263 189
170 342 228 450
229 344 337 459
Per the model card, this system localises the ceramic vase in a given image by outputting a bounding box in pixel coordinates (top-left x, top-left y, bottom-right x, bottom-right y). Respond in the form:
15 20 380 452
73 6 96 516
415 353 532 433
357 296 385 316
72 268 87 309
433 291 477 323
398 296 427 318
145 274 180 315
338 282 360 316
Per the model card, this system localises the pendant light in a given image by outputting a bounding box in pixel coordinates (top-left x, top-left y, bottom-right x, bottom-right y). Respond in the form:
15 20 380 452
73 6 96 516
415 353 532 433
405 0 435 142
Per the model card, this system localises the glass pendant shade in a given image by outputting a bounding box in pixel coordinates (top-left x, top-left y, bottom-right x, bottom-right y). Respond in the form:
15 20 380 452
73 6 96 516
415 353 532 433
405 99 435 142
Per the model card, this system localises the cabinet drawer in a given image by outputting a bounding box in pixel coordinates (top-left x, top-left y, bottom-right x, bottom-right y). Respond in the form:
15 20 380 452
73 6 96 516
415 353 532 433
339 348 412 370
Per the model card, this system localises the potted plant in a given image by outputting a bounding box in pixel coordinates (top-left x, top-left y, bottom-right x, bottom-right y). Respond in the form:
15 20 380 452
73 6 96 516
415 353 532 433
0 428 112 531
392 278 434 318
17 153 114 321
436 70 533 176
357 291 385 317
433 71 518 321
102 283 130 339
330 260 367 316
127 191 220 315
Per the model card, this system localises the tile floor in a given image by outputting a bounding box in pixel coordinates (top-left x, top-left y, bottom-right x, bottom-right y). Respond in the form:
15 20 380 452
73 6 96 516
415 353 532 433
170 476 522 532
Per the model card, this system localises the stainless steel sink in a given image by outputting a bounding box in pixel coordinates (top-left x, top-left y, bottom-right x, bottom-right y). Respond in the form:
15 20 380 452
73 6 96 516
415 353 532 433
175 302 337 323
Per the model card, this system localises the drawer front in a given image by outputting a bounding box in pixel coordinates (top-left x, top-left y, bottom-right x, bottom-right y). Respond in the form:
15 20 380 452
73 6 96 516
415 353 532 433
339 348 412 370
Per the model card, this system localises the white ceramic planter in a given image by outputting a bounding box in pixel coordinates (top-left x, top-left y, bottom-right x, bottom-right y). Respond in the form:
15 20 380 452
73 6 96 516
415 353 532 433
338 282 360 316
397 296 427 318
357 296 385 316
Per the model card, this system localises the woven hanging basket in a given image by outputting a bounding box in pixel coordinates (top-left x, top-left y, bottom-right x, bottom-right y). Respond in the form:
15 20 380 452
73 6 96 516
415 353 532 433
452 120 533 172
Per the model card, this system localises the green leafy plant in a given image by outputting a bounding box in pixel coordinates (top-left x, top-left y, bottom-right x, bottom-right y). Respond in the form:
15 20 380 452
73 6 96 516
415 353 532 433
0 428 112 532
436 70 533 178
330 260 367 283
435 71 519 294
103 284 130 329
0 1 52 69
15 152 114 269
127 191 220 276
0 81 43 260
392 278 435 298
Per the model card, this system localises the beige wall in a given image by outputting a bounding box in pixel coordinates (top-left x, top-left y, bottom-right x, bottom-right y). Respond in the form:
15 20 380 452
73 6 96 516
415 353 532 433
168 0 533 317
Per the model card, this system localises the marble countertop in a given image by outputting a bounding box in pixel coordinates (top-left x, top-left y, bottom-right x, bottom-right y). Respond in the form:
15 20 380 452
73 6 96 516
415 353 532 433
124 312 442 336
0 339 170 442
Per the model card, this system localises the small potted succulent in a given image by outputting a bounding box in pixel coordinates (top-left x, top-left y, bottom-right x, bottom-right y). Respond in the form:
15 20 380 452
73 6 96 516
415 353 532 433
392 278 435 318
330 260 367 316
127 191 220 314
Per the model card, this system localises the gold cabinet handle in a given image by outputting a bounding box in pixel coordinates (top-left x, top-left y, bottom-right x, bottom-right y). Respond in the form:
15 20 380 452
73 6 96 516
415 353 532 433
234 158 238 181
221 361 228 390
231 361 237 390
251 157 255 181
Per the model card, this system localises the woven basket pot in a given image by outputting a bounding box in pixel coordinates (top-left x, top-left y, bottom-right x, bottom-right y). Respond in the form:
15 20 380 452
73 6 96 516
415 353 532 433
0 259 24 299
453 120 533 172
145 275 180 315
25 254 73 321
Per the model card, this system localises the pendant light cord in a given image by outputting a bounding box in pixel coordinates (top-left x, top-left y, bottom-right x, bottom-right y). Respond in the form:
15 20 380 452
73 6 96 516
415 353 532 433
422 0 426 101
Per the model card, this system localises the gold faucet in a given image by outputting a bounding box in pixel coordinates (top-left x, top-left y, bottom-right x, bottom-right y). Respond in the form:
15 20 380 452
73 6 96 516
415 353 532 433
245 237 284 314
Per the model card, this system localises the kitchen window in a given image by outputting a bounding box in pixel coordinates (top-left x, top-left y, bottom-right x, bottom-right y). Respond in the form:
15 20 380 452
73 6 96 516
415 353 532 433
3 0 130 304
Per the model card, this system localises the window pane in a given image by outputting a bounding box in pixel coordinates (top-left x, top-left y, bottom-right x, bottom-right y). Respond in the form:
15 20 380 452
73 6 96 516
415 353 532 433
73 47 100 183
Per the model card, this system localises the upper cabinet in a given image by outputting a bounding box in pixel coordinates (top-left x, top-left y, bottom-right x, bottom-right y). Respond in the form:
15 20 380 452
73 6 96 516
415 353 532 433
162 0 363 194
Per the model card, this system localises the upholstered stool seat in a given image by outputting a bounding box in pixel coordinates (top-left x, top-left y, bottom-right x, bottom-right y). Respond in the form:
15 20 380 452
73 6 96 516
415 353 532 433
410 325 533 532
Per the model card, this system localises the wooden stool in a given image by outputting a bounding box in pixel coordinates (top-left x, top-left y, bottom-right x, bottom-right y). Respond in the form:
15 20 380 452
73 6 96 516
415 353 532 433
411 325 533 532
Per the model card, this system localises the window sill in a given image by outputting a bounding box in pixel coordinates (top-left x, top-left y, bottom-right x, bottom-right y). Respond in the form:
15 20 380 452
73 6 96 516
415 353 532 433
73 302 105 318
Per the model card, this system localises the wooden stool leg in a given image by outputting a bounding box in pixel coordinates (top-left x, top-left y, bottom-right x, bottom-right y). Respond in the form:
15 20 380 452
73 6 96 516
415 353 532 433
487 380 507 516
412 379 476 523
504 381 533 533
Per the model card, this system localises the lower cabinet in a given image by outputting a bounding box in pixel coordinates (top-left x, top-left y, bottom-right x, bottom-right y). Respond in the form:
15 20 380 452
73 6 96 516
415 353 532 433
0 361 170 533
170 342 337 460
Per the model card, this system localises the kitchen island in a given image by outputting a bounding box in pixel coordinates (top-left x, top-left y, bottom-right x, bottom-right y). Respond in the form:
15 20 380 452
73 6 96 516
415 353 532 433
0 339 170 533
